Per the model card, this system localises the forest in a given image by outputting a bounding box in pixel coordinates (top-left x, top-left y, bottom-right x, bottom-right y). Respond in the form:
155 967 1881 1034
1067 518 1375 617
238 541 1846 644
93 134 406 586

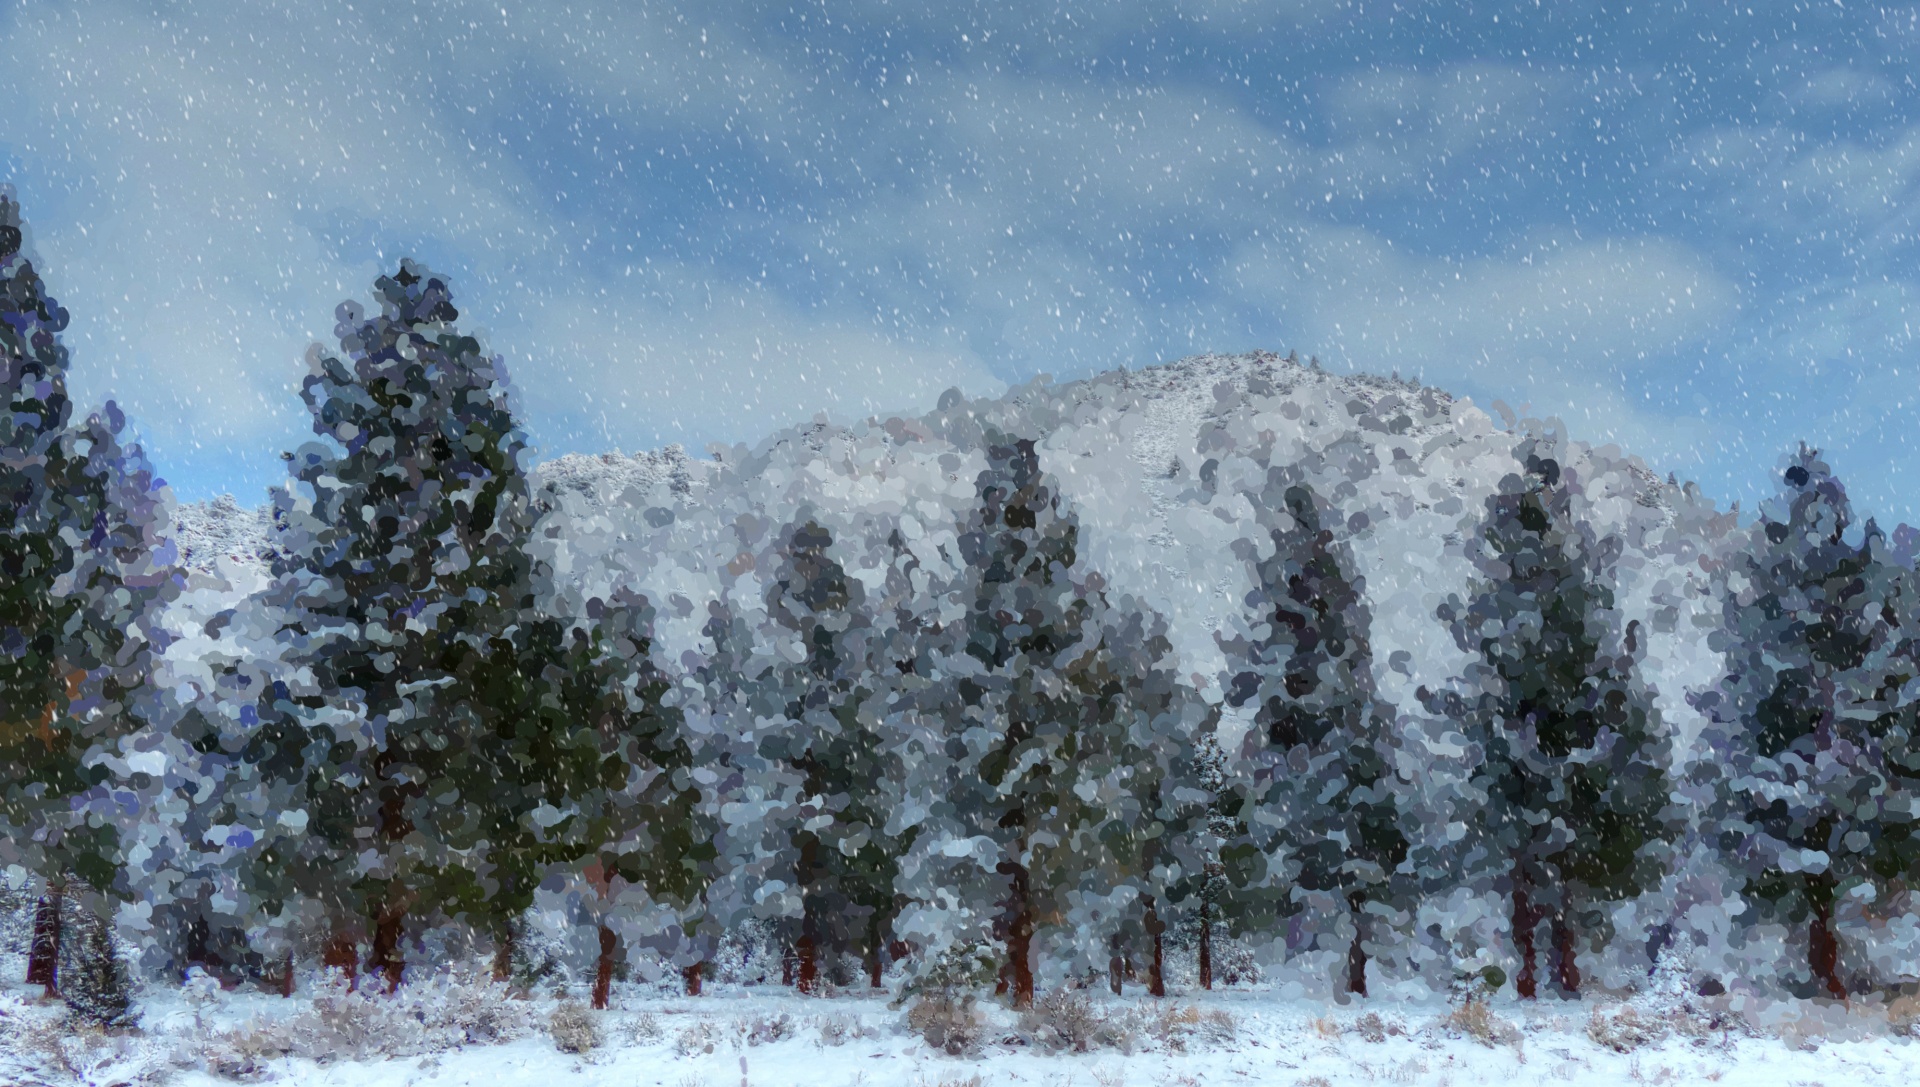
5 184 1920 1046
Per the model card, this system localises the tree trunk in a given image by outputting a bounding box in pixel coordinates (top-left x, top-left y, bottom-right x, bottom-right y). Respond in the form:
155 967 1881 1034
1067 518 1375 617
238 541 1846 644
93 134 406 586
781 944 796 987
796 932 819 995
683 962 704 997
1145 898 1167 998
1512 877 1538 1000
26 879 64 997
593 924 617 1010
369 899 406 993
493 922 516 984
1552 912 1582 995
322 931 359 989
278 950 296 998
1108 937 1125 996
866 915 885 989
1346 893 1369 997
1810 898 1845 999
1002 861 1035 1009
1198 895 1213 991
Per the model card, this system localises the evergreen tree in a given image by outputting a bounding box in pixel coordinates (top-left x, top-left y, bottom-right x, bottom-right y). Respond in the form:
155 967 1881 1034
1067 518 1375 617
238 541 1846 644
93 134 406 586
758 517 909 991
900 433 1148 1007
248 261 537 990
1218 469 1408 997
64 907 137 1029
1430 445 1672 998
1694 446 1913 998
0 190 176 992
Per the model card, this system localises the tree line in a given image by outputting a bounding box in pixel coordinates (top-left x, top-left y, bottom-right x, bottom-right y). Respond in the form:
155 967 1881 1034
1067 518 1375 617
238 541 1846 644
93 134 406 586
4 189 1919 1015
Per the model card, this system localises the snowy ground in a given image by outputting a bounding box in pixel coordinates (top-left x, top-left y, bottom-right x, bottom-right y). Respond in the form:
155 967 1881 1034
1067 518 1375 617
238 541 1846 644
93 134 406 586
7 969 1920 1087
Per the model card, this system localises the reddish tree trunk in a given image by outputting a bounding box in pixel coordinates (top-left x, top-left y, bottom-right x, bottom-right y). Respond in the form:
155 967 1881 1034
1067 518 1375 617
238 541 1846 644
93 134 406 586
1145 898 1167 998
26 881 63 996
1198 896 1214 991
1553 913 1582 995
323 931 359 989
796 932 819 995
683 962 704 996
1002 862 1035 1009
369 902 406 993
276 950 296 997
866 916 885 989
593 924 617 1010
1347 894 1369 997
1108 941 1125 996
493 925 515 984
1810 899 1845 999
1512 878 1538 1000
781 944 796 987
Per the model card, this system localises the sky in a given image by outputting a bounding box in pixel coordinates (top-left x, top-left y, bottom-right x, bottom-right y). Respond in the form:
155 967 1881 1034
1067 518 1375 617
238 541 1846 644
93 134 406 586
1 1 1917 523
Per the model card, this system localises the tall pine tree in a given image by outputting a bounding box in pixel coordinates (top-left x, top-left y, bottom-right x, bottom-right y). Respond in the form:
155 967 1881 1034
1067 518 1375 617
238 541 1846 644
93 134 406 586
1218 469 1408 997
250 261 536 990
1430 444 1672 998
1 190 176 992
1695 446 1912 998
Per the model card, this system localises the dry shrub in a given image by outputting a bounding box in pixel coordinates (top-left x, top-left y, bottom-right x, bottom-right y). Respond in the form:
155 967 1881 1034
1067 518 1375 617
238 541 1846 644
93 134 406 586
201 1024 289 1080
549 999 602 1054
933 1076 984 1087
741 1012 796 1046
1354 1011 1404 1043
1133 1003 1236 1053
0 1003 170 1087
817 1012 877 1046
630 1011 663 1043
674 1019 725 1057
1442 995 1518 1048
1298 1078 1334 1087
1310 1015 1342 1040
1023 989 1108 1053
1891 994 1920 1037
1586 1003 1667 1053
907 994 986 1056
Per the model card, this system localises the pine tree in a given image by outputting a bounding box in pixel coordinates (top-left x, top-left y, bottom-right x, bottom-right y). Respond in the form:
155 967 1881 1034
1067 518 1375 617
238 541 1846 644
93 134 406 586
1218 470 1407 997
1694 446 1908 998
248 261 537 990
0 190 176 992
900 433 1144 1007
64 907 137 1029
757 517 910 992
1430 445 1672 998
480 587 714 1014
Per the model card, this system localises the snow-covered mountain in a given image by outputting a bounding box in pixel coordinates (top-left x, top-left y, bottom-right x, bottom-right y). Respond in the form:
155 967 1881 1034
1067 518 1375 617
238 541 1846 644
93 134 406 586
166 350 1739 755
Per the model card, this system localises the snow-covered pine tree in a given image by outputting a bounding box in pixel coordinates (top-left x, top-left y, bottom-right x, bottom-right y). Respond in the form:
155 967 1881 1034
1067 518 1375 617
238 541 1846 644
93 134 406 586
0 190 177 993
1080 596 1217 998
1693 446 1908 998
502 589 707 1010
1218 468 1408 997
249 261 537 990
757 517 909 992
64 906 137 1028
1430 443 1672 998
897 432 1143 1008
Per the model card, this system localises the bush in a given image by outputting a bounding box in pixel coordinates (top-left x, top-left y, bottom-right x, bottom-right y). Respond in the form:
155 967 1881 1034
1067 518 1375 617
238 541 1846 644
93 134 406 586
549 1000 601 1054
64 912 138 1029
1023 989 1112 1053
1442 994 1518 1048
741 1012 795 1046
906 995 986 1056
204 966 538 1065
1585 1003 1668 1053
673 1019 724 1057
1353 1011 1403 1043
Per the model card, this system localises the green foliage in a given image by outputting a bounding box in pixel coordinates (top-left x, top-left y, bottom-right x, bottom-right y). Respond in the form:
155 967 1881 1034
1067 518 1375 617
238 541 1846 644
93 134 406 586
1431 441 1673 982
64 909 138 1029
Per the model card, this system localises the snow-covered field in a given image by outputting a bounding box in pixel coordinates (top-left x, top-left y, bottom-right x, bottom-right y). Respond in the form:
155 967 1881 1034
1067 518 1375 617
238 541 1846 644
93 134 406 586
8 970 1920 1087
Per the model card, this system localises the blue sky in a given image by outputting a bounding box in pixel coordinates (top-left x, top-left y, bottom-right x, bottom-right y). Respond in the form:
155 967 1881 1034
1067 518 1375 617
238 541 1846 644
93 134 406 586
2 1 1917 522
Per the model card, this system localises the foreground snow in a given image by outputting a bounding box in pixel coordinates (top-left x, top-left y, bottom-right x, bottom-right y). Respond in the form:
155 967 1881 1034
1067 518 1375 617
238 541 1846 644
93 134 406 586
7 971 1920 1087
